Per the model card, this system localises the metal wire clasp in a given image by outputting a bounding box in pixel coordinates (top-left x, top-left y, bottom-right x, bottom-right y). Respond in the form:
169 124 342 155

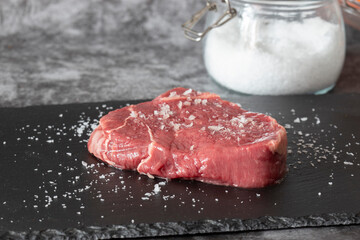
182 0 237 42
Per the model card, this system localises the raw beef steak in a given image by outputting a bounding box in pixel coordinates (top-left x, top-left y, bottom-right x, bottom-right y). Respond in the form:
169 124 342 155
88 88 287 188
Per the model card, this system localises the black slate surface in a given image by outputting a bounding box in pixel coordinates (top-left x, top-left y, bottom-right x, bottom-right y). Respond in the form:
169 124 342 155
0 94 359 239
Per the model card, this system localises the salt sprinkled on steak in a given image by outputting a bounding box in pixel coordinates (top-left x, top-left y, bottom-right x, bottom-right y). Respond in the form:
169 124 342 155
87 88 287 188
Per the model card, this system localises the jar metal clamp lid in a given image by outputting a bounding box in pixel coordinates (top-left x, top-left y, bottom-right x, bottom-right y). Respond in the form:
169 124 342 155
182 0 237 41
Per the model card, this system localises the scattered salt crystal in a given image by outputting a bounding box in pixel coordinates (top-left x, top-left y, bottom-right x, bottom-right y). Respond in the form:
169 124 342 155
153 184 161 194
301 117 308 121
208 125 224 131
346 152 354 156
171 123 181 131
66 152 72 156
177 101 183 110
59 114 63 117
169 91 177 97
328 182 333 185
188 115 196 121
294 118 300 123
194 99 201 105
318 192 322 196
158 181 167 186
190 145 194 151
159 104 172 119
344 161 354 165
215 198 219 202
315 117 321 124
183 89 192 95
256 193 261 197
3 141 5 145
202 99 207 105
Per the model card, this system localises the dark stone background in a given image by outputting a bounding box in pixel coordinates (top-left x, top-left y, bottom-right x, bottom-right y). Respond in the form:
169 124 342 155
0 1 359 239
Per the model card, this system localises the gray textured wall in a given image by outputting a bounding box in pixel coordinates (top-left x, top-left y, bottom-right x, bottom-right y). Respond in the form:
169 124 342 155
0 0 358 107
0 0 209 107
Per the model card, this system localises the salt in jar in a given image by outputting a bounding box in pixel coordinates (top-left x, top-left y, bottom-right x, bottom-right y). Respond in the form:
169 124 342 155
183 0 346 95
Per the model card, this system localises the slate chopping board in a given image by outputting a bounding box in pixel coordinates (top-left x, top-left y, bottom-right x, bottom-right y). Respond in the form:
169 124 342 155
0 94 359 239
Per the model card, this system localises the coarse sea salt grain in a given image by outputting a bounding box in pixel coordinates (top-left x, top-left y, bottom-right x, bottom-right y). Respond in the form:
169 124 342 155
183 89 192 95
294 118 300 123
153 184 161 194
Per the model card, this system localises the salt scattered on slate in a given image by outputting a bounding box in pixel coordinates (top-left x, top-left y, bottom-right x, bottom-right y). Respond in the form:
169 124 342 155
3 100 359 232
140 181 167 200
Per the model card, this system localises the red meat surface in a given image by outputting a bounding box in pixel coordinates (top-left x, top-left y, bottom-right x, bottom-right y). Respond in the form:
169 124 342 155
88 88 287 188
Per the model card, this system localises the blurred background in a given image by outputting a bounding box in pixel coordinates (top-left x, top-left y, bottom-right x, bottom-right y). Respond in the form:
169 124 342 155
0 0 359 107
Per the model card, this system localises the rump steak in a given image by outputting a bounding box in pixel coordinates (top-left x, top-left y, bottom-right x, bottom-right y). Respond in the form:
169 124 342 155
88 88 287 188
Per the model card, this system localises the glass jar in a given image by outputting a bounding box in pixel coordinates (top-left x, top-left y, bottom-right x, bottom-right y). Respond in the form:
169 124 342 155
198 0 346 95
